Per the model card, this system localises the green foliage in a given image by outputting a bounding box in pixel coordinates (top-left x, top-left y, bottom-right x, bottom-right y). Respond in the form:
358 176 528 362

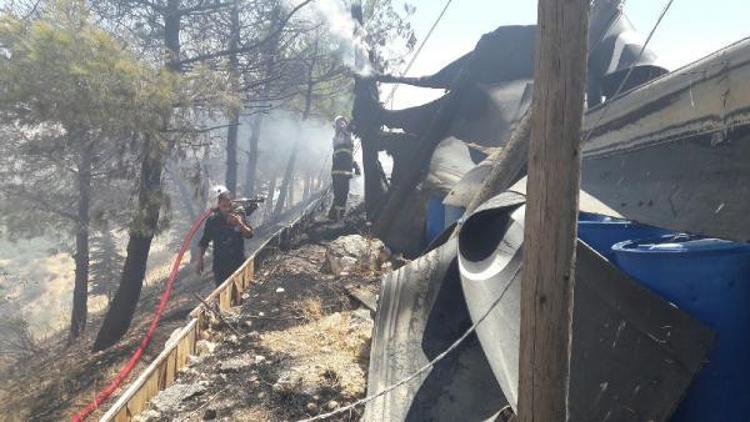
0 2 175 136
89 230 124 301
0 0 188 240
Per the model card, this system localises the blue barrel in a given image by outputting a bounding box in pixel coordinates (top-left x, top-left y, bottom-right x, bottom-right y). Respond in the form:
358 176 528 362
444 205 465 229
577 212 673 261
612 235 750 421
426 197 446 244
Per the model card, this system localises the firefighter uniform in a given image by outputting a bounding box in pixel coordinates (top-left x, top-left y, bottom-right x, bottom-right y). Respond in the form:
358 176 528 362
329 125 360 220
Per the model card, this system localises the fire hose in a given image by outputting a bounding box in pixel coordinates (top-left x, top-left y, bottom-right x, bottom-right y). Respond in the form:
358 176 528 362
71 208 214 421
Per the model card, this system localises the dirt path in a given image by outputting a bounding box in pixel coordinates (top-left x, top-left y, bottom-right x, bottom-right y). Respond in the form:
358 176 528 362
138 236 381 422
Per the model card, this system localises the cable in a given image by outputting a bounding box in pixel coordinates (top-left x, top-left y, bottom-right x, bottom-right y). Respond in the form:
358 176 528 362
583 0 677 144
385 0 455 108
297 264 521 422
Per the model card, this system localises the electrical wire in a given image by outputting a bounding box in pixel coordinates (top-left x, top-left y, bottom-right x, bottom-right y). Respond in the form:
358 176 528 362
583 0 677 144
385 0 455 108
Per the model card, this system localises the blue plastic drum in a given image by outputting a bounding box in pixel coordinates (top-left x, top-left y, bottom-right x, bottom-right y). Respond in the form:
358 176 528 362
612 235 750 421
577 212 673 261
426 197 446 244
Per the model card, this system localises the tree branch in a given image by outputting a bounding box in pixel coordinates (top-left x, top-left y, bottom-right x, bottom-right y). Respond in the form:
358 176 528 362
177 0 315 65
179 1 234 16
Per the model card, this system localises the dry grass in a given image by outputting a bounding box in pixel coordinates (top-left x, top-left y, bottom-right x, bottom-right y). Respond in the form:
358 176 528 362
260 311 372 399
292 297 325 322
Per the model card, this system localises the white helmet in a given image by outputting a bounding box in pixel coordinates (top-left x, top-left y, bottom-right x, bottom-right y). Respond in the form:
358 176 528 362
334 115 348 128
209 185 231 202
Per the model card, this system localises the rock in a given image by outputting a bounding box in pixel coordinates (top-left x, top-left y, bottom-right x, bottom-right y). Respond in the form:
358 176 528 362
305 402 319 414
254 355 266 364
257 391 267 400
219 354 252 373
272 372 303 393
325 235 387 276
243 320 253 329
325 400 340 411
187 354 203 366
202 408 217 420
352 308 373 322
133 409 161 422
225 335 239 345
151 383 207 412
196 340 217 356
181 367 199 377
199 330 211 341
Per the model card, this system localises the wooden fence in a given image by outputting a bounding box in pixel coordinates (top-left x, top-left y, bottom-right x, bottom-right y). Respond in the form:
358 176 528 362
99 193 329 421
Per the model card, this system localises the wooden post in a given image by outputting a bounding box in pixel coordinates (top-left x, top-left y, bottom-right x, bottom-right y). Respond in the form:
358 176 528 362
518 1 589 421
463 111 532 216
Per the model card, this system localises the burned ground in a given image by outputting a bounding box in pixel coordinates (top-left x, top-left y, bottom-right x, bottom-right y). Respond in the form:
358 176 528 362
137 235 383 422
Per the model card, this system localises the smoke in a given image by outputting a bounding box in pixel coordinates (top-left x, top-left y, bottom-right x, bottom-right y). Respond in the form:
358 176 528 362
296 0 373 76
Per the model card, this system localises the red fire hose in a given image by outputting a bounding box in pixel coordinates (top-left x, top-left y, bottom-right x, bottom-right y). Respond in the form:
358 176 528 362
71 209 214 421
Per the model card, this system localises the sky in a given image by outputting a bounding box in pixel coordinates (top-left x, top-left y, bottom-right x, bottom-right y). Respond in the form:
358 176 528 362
388 0 750 108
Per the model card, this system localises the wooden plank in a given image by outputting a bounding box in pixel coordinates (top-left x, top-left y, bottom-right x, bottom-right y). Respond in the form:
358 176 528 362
518 0 589 421
463 112 532 215
102 193 328 421
101 318 199 421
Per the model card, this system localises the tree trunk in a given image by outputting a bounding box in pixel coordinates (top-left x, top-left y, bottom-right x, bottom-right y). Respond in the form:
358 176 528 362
225 0 240 193
351 6 388 217
288 176 296 208
303 174 311 201
93 0 181 351
226 115 239 193
70 143 92 341
273 148 297 218
244 116 263 197
517 1 589 420
166 164 201 261
263 176 277 222
244 6 281 197
272 46 318 219
93 136 165 351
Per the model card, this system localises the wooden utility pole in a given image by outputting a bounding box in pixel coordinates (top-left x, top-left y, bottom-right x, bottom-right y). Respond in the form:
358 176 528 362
518 0 589 421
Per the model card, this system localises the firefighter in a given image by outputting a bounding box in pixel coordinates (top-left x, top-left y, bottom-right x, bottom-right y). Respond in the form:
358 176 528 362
329 115 361 220
197 185 254 286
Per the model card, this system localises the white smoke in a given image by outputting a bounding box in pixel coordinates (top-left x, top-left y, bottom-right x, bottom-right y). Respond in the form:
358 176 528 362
293 0 374 76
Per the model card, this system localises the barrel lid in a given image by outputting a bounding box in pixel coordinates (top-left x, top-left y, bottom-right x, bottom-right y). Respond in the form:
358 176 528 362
578 212 623 223
613 235 750 255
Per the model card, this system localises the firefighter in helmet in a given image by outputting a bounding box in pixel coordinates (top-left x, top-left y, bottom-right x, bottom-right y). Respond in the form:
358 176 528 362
329 116 360 220
197 185 254 286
